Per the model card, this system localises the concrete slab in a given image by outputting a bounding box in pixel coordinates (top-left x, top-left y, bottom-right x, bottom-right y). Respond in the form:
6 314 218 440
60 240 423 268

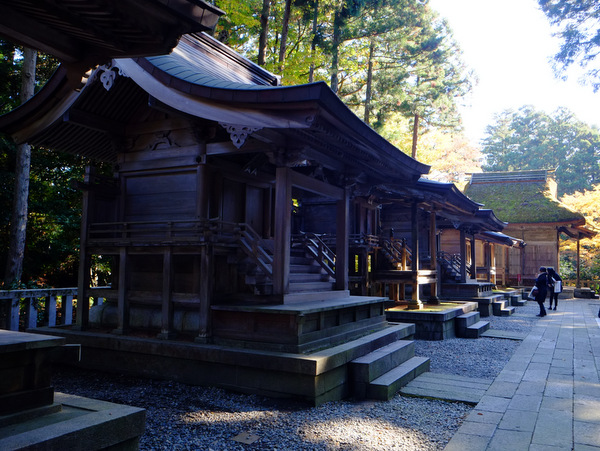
0 393 145 450
400 372 491 404
480 329 527 340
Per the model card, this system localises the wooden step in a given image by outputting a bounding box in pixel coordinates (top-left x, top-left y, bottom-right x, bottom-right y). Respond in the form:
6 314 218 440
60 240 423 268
289 272 329 282
288 281 334 293
365 356 430 401
290 264 322 274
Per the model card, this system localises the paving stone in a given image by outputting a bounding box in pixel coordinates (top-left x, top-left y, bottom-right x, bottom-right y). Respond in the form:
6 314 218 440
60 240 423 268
573 396 600 423
540 396 572 411
444 432 491 451
574 420 600 448
486 429 532 451
485 380 518 398
456 420 497 437
544 379 573 398
465 410 503 425
508 393 543 412
532 407 572 448
476 395 511 413
497 408 537 432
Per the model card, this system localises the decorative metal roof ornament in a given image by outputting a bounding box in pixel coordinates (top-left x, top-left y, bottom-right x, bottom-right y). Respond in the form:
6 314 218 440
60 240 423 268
95 61 129 91
219 123 262 149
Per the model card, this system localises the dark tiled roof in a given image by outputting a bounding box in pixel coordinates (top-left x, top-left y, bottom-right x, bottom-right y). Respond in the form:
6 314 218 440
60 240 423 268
146 34 279 89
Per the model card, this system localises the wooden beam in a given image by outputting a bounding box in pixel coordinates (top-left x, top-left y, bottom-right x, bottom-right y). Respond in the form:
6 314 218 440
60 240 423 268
289 169 344 199
63 108 126 135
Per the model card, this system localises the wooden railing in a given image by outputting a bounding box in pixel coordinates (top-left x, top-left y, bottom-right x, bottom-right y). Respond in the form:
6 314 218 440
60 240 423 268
0 287 107 332
87 220 212 246
235 223 274 278
298 232 336 277
381 238 412 270
438 251 471 278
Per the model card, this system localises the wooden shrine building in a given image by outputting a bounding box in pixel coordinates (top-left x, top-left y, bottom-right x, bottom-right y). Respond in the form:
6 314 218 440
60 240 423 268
0 31 440 404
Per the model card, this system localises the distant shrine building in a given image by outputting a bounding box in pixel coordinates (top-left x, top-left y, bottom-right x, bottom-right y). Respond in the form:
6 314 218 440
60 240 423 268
464 170 595 285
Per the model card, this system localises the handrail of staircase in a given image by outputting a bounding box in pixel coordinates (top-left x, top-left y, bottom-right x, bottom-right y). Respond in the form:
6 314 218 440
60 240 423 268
437 251 471 277
300 232 336 278
381 238 412 270
235 223 273 277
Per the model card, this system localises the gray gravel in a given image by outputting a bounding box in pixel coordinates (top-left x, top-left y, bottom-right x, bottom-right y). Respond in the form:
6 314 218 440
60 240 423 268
52 300 542 450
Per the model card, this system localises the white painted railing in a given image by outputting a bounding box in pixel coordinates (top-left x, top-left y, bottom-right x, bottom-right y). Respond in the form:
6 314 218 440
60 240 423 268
0 288 106 331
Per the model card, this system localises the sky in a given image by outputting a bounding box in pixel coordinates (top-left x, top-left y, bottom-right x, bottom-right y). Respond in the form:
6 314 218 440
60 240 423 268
428 0 600 146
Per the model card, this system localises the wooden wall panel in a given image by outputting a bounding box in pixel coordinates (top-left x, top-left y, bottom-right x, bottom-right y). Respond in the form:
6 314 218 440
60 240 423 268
124 171 197 222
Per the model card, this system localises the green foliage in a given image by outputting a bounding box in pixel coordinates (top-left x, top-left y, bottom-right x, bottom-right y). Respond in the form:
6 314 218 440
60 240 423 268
481 106 600 195
560 185 600 281
217 0 472 135
0 39 80 287
539 0 600 91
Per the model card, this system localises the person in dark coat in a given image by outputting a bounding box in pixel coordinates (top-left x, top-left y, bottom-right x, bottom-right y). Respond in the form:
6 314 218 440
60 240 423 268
534 267 548 317
547 267 562 310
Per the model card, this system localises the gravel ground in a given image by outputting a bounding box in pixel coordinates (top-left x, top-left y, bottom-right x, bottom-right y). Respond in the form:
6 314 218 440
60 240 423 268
52 299 543 450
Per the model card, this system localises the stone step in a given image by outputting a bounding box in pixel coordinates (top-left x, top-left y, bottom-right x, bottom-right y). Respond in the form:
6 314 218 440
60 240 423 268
455 311 480 328
492 300 507 315
350 341 416 399
499 306 515 316
365 356 430 401
510 294 526 306
400 372 492 404
464 320 490 338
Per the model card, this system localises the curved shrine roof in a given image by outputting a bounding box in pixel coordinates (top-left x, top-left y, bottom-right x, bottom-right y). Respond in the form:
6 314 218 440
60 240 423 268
0 33 429 183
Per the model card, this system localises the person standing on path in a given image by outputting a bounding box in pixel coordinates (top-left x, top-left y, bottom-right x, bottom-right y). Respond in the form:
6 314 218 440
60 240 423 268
547 267 562 310
534 266 548 317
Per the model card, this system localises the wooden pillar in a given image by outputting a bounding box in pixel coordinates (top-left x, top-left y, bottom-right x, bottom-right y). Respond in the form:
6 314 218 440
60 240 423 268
335 187 349 291
459 228 467 283
470 234 476 280
576 235 581 288
113 247 129 334
158 247 175 339
428 211 438 303
484 242 491 282
196 244 212 343
407 202 422 309
75 166 94 330
274 167 292 297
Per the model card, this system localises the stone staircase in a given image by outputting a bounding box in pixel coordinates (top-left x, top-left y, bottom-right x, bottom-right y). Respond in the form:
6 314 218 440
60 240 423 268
349 333 430 401
455 311 490 338
492 298 515 316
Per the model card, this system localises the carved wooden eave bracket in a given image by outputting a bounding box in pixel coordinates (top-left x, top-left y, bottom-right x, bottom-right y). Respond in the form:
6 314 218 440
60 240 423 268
219 123 263 149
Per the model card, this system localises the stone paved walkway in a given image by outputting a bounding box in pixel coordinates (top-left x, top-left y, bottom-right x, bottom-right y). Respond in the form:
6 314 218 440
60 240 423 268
445 298 600 450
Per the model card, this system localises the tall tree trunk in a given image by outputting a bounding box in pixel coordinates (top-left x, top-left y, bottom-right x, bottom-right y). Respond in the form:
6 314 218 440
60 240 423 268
258 0 271 66
4 47 37 287
364 39 375 124
330 10 342 93
278 0 292 72
411 112 420 159
308 0 319 83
